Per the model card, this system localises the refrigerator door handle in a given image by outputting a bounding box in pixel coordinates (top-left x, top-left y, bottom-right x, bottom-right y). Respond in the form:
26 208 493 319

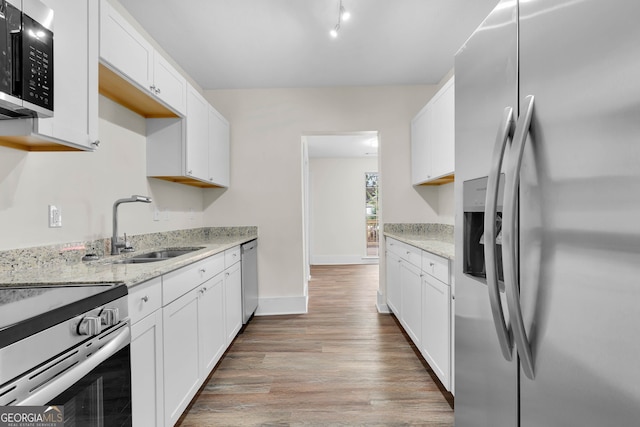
504 95 535 380
484 106 514 361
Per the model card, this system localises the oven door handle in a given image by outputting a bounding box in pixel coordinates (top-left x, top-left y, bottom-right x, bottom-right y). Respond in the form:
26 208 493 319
17 325 130 406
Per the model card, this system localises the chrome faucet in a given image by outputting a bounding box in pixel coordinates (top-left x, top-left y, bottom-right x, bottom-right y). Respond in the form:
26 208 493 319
111 195 152 255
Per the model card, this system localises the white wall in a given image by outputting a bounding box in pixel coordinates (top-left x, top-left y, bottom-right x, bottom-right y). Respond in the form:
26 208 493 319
202 85 446 313
0 84 455 315
0 96 204 250
309 156 378 264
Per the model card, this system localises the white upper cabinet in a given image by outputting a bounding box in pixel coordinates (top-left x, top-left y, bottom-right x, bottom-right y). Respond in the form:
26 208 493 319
0 0 98 151
147 83 230 188
99 0 153 91
99 0 186 117
208 105 230 187
153 53 187 116
411 76 455 185
185 85 210 182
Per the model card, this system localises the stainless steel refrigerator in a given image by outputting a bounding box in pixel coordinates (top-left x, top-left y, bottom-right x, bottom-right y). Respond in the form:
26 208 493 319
454 0 640 426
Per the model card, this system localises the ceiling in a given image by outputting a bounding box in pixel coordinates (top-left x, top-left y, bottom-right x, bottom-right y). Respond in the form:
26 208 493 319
118 0 499 90
307 134 378 158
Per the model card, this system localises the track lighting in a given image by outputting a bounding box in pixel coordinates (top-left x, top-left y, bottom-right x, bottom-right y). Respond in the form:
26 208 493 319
341 5 350 21
330 24 339 38
329 0 350 38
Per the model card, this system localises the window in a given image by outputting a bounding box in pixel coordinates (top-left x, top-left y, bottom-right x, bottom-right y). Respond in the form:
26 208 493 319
365 172 379 257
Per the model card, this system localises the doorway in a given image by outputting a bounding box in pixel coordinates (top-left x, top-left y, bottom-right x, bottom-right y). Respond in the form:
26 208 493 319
301 132 380 287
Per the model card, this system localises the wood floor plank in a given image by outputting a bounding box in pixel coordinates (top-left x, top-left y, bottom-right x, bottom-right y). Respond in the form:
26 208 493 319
176 264 454 426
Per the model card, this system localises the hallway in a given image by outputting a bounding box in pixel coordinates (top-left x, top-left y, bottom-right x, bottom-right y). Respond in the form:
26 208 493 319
177 264 454 426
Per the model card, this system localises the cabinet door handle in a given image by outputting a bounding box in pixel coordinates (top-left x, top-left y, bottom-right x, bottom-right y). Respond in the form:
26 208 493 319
155 87 161 94
141 295 149 303
200 268 206 273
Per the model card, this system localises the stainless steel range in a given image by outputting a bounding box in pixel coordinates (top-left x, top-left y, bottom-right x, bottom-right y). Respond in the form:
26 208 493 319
0 283 131 426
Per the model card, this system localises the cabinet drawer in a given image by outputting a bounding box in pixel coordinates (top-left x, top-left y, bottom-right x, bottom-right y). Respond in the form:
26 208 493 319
402 245 422 268
224 246 241 268
162 253 224 305
386 238 403 258
129 277 162 324
387 238 422 267
422 251 450 285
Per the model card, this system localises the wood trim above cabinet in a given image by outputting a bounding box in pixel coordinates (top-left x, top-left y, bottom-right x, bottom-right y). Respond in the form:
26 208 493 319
149 176 224 188
99 63 179 119
0 135 85 152
417 173 455 186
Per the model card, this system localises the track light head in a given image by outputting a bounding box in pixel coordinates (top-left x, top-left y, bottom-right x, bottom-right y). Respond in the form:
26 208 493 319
341 6 350 21
329 0 350 38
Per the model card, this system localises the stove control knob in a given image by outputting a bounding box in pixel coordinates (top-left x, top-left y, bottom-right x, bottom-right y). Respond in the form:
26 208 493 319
77 316 102 336
100 308 120 327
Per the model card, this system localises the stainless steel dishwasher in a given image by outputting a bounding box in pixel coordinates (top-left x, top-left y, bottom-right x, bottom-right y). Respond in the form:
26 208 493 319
241 239 258 324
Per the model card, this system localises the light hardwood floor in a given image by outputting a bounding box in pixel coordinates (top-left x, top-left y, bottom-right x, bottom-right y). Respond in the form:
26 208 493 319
176 264 454 426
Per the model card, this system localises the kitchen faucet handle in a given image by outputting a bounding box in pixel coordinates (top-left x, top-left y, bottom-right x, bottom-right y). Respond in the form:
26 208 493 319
121 233 135 253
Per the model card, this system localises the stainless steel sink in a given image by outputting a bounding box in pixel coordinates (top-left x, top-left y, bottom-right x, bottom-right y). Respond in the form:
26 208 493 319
109 247 205 264
133 248 205 259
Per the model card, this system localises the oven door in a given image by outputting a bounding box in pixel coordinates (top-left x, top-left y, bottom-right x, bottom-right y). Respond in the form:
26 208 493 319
48 345 132 427
15 325 132 427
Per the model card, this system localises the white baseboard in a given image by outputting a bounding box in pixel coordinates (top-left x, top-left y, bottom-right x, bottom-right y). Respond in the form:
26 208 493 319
376 290 390 314
311 255 379 265
255 295 309 316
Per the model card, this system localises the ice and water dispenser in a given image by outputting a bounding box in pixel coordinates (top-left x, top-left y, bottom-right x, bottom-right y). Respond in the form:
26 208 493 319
463 175 505 282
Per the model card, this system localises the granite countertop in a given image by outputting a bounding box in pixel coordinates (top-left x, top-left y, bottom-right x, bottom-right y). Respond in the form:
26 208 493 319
0 227 257 289
383 223 454 260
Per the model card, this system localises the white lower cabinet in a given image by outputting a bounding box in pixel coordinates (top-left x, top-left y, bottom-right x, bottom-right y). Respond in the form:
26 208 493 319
385 237 453 392
129 278 163 427
163 272 227 426
421 274 451 390
399 260 423 347
130 246 247 427
385 249 401 315
163 287 201 426
224 261 243 345
198 273 226 376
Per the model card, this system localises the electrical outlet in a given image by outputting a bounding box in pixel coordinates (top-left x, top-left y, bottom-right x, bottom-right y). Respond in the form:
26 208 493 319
48 205 62 228
153 208 161 221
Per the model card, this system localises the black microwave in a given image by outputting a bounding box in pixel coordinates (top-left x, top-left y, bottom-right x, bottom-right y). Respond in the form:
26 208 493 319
0 0 53 119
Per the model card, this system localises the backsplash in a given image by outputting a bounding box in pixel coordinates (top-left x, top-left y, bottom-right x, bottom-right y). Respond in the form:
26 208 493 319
0 227 257 274
383 223 454 243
